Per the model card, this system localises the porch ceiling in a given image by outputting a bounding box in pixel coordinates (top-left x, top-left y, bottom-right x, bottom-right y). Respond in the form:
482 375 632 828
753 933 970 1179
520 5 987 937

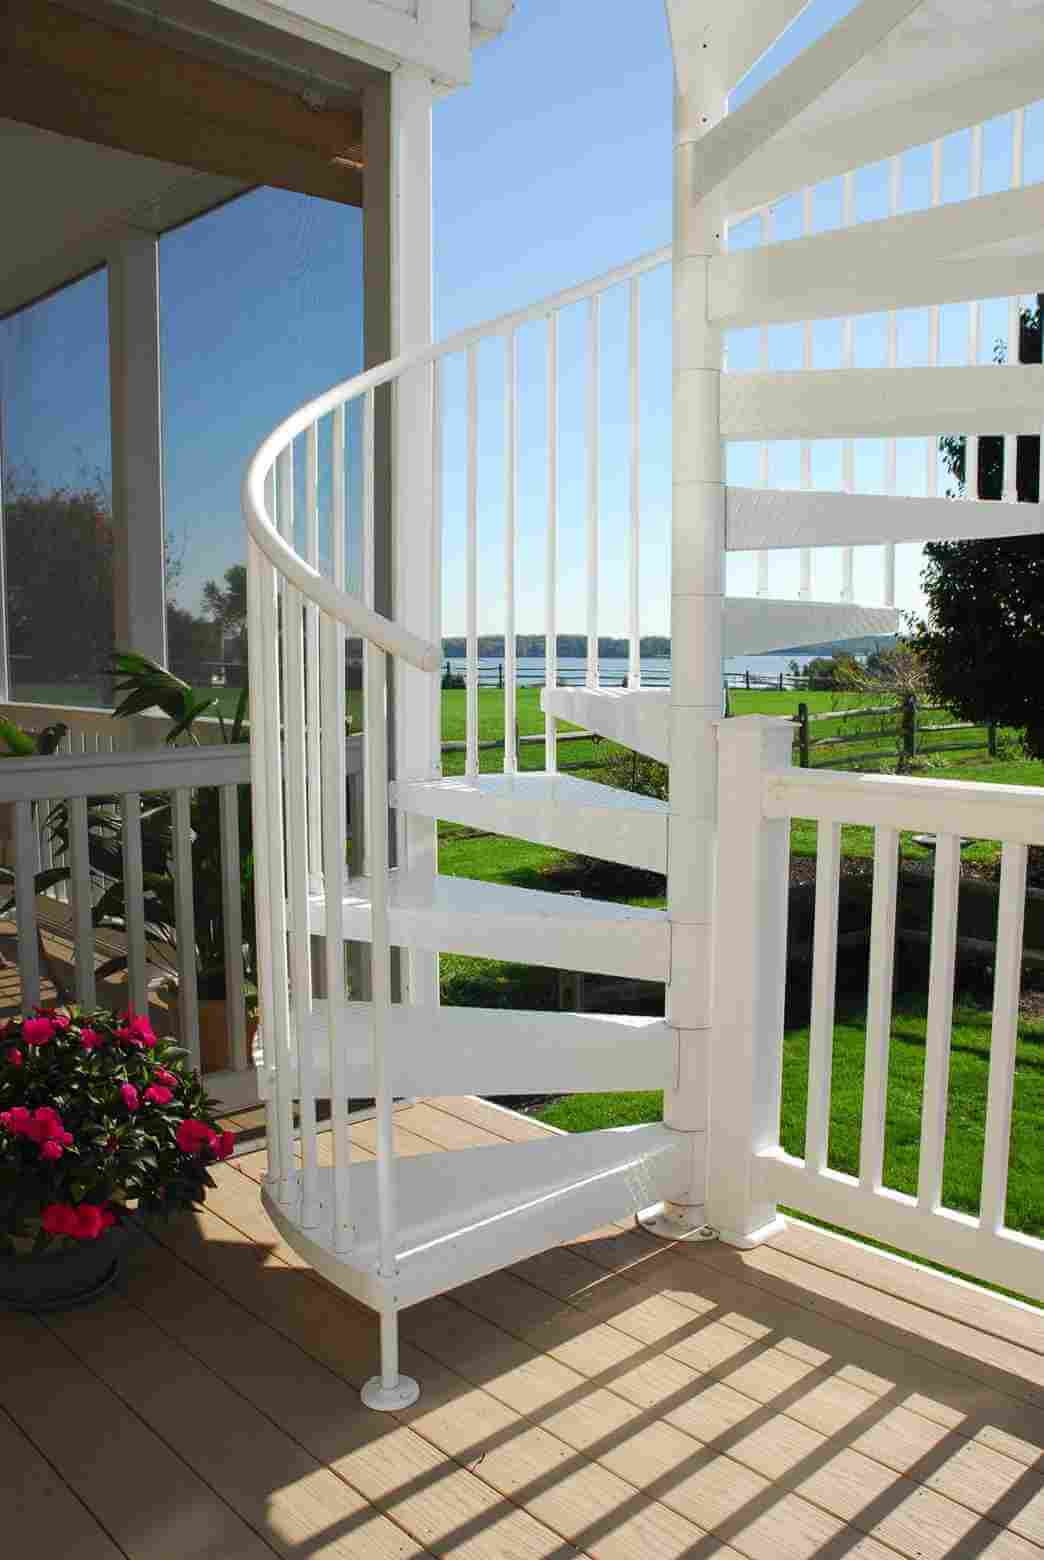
0 118 247 318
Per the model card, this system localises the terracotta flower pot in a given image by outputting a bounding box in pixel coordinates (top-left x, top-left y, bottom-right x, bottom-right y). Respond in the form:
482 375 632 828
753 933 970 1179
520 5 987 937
0 1215 144 1312
159 986 257 1074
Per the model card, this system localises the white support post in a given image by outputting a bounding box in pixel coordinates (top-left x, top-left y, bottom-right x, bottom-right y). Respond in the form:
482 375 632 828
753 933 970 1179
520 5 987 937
390 64 439 1010
706 716 793 1245
641 23 727 1237
108 235 167 667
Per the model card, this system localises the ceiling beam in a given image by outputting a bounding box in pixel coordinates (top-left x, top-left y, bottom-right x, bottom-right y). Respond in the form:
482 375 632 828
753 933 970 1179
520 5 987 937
3 0 364 206
721 365 1044 442
711 183 1044 327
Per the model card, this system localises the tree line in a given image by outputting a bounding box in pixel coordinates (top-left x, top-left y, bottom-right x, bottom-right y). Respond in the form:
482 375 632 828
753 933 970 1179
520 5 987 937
441 635 672 659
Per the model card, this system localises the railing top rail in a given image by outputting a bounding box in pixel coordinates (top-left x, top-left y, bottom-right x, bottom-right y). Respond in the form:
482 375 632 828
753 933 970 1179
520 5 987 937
0 699 228 728
0 742 250 803
244 240 671 671
765 764 1044 846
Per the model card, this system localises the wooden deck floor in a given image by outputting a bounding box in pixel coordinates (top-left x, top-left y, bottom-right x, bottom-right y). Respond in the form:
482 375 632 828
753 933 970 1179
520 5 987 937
5 1095 1044 1560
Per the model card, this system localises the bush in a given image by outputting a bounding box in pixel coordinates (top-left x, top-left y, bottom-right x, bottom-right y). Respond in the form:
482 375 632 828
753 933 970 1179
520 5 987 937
0 1006 232 1253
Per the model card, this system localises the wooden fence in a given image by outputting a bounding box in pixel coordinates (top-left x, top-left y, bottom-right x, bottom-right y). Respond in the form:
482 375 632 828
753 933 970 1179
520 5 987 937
793 696 997 770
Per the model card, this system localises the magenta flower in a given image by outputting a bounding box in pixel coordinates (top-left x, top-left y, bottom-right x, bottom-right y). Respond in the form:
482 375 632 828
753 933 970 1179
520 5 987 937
176 1118 216 1155
39 1139 64 1161
119 1083 140 1113
22 1017 55 1046
154 1068 178 1088
79 1027 104 1051
143 1084 173 1106
6 1048 22 1067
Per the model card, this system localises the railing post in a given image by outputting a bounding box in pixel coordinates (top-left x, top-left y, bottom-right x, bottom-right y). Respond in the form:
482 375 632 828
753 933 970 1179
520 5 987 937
988 718 998 758
706 715 793 1247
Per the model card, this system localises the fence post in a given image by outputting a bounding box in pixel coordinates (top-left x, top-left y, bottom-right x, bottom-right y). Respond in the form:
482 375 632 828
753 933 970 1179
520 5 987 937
706 715 793 1246
797 702 810 768
498 661 503 690
902 694 917 762
988 719 998 757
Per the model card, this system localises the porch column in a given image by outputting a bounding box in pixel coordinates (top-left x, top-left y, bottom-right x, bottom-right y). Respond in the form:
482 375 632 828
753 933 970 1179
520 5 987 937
390 64 440 1009
108 234 167 668
643 18 727 1237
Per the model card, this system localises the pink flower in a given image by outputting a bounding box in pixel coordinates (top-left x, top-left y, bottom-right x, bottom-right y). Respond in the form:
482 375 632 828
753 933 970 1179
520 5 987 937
22 1017 55 1046
1 1106 30 1133
216 1131 235 1160
50 1012 70 1031
154 1068 178 1088
176 1118 217 1155
41 1203 78 1237
39 1138 64 1161
116 1011 156 1049
75 1204 105 1240
143 1084 173 1106
119 1083 140 1112
6 1048 22 1067
79 1027 104 1051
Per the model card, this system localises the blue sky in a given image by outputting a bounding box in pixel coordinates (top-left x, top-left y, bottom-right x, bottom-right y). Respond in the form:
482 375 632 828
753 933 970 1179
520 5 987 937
2 0 1042 650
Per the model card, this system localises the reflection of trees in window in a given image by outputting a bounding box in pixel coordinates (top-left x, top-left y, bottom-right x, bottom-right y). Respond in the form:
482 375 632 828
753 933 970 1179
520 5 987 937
3 467 115 703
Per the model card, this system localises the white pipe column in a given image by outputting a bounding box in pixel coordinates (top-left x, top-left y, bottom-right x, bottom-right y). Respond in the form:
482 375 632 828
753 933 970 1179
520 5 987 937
642 28 727 1237
390 65 439 1010
108 234 167 668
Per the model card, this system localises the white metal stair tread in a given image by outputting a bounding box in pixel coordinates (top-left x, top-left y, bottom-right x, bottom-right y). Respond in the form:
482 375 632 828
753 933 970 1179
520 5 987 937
262 1123 687 1310
541 686 670 763
260 1001 674 1100
308 869 669 981
726 486 1044 552
391 771 668 872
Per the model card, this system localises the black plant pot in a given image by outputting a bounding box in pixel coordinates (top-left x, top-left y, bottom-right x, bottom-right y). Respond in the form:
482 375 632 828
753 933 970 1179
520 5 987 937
0 1215 145 1312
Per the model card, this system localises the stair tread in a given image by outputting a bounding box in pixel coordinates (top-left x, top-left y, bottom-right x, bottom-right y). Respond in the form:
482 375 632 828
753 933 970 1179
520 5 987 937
262 1123 685 1309
307 868 669 980
541 685 670 763
259 1002 674 1100
394 771 667 814
393 771 668 873
309 868 666 926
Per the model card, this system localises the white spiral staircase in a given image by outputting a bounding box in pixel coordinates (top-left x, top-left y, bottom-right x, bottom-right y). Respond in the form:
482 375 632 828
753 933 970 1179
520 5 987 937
243 0 1044 1408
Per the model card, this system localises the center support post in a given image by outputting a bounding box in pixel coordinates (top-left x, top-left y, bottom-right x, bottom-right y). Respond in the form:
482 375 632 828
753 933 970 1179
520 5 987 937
641 26 725 1239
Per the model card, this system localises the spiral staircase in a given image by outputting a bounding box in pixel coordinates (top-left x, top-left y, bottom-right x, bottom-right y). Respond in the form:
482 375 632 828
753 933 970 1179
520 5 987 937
243 0 1044 1408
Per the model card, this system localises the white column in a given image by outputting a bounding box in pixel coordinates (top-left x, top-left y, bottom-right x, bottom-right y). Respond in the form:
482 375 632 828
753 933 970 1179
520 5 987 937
642 39 727 1236
706 715 793 1245
0 420 11 700
108 235 167 667
390 65 439 1009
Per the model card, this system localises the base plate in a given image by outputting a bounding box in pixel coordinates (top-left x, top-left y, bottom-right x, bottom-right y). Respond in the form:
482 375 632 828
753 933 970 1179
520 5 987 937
361 1374 421 1412
636 1203 718 1243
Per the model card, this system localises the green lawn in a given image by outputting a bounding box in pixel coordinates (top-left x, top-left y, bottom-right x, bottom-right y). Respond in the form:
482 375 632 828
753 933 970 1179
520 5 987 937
535 997 1044 1245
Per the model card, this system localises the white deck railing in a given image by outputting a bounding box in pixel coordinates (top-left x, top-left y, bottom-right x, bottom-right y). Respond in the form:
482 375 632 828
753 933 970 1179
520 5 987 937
714 716 1044 1301
0 741 251 1082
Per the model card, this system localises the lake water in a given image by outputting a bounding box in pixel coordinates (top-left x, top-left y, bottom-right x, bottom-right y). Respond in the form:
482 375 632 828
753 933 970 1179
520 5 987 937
442 654 815 687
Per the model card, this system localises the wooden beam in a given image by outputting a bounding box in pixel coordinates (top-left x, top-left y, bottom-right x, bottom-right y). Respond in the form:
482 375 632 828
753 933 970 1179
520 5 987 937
710 183 1044 327
3 0 364 206
726 486 1044 552
721 365 1044 441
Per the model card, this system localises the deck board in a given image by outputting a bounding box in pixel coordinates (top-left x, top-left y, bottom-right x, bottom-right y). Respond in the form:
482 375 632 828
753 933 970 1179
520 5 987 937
4 1095 1044 1560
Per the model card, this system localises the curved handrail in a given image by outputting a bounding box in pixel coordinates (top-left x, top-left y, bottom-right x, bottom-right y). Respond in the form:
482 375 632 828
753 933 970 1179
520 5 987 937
242 239 671 673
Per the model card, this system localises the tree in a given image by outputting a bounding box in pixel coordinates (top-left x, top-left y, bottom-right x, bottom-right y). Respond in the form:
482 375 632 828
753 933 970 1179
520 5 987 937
3 474 114 695
912 299 1044 757
201 564 247 651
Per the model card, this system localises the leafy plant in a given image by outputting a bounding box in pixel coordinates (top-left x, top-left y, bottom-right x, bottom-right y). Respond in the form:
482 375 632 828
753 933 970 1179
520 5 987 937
0 1005 233 1254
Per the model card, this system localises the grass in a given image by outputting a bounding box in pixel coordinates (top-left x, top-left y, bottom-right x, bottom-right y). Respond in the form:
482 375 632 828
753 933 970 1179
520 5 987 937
534 995 1044 1245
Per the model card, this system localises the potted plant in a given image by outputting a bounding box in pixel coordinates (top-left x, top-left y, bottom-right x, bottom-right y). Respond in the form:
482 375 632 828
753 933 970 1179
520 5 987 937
0 1004 233 1309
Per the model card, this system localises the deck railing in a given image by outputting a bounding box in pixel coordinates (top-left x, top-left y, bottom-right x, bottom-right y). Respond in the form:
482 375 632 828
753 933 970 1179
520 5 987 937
714 716 1044 1300
0 741 251 1084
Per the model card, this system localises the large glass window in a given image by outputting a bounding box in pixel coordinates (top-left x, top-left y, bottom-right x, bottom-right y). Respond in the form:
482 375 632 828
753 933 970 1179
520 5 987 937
0 270 114 706
160 189 364 694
